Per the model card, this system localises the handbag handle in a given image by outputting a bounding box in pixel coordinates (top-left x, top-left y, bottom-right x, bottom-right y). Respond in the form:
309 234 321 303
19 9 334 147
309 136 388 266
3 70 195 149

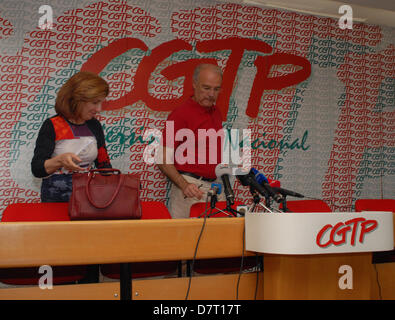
85 168 124 209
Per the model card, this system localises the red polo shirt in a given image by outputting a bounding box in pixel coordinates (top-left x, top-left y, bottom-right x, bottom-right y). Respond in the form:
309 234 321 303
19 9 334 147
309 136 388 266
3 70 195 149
162 97 223 179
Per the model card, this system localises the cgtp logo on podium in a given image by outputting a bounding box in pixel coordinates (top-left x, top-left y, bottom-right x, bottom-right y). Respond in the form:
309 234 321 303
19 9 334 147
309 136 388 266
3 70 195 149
316 217 378 248
245 211 393 255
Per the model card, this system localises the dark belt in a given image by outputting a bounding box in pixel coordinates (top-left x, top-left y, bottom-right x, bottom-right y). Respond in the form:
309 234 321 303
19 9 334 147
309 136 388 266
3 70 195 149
179 171 216 182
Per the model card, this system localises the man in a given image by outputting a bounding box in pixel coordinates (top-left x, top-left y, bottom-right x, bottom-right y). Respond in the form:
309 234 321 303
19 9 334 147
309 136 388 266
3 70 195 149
157 63 225 218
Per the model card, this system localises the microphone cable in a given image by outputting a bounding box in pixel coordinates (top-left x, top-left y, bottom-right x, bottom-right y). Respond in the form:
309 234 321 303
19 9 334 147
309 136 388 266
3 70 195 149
373 263 383 300
254 253 261 300
236 223 245 300
236 225 261 300
185 193 210 300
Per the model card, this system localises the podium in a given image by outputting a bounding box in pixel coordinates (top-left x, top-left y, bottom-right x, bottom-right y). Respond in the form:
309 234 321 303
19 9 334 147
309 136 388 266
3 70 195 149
0 217 262 300
245 211 394 299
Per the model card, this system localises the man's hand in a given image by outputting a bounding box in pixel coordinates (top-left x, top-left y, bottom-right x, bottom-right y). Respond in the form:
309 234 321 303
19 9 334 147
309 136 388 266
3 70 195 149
157 146 205 200
182 183 204 200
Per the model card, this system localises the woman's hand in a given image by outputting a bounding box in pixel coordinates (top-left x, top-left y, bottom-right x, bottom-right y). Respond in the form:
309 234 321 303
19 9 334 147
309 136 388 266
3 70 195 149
44 152 86 175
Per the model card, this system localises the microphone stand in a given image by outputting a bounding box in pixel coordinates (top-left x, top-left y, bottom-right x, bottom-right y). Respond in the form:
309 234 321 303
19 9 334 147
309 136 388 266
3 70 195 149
202 191 244 218
223 197 241 217
199 193 236 218
279 195 293 212
249 186 261 212
249 186 280 213
206 197 240 218
264 194 272 210
281 195 288 212
210 193 218 210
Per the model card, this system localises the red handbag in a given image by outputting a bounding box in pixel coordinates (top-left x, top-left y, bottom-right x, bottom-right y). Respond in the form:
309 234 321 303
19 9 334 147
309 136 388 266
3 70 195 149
69 168 142 220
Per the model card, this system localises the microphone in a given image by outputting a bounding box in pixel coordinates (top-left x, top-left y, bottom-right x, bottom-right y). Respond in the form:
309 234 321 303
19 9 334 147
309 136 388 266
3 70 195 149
208 183 221 209
208 183 222 196
215 164 235 206
271 187 304 198
236 171 269 199
251 167 271 184
251 169 280 188
253 171 303 198
250 168 283 203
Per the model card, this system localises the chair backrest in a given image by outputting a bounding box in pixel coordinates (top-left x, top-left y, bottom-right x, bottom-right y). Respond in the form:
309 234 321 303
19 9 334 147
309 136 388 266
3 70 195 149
189 201 245 218
355 199 395 213
140 201 172 219
1 202 70 222
280 199 332 213
1 201 173 221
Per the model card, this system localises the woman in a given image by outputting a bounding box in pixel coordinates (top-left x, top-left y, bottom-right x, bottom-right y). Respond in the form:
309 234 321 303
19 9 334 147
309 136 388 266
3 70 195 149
31 71 112 202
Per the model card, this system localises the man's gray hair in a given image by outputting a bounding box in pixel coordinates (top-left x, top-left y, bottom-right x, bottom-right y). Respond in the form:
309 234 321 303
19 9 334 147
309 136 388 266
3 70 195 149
193 63 223 82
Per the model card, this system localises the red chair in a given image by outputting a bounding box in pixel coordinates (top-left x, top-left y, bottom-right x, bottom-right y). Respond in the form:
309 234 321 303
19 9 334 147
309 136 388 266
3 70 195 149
280 199 332 212
355 199 395 213
1 202 71 222
0 202 87 285
100 201 179 279
354 199 395 263
189 201 261 275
